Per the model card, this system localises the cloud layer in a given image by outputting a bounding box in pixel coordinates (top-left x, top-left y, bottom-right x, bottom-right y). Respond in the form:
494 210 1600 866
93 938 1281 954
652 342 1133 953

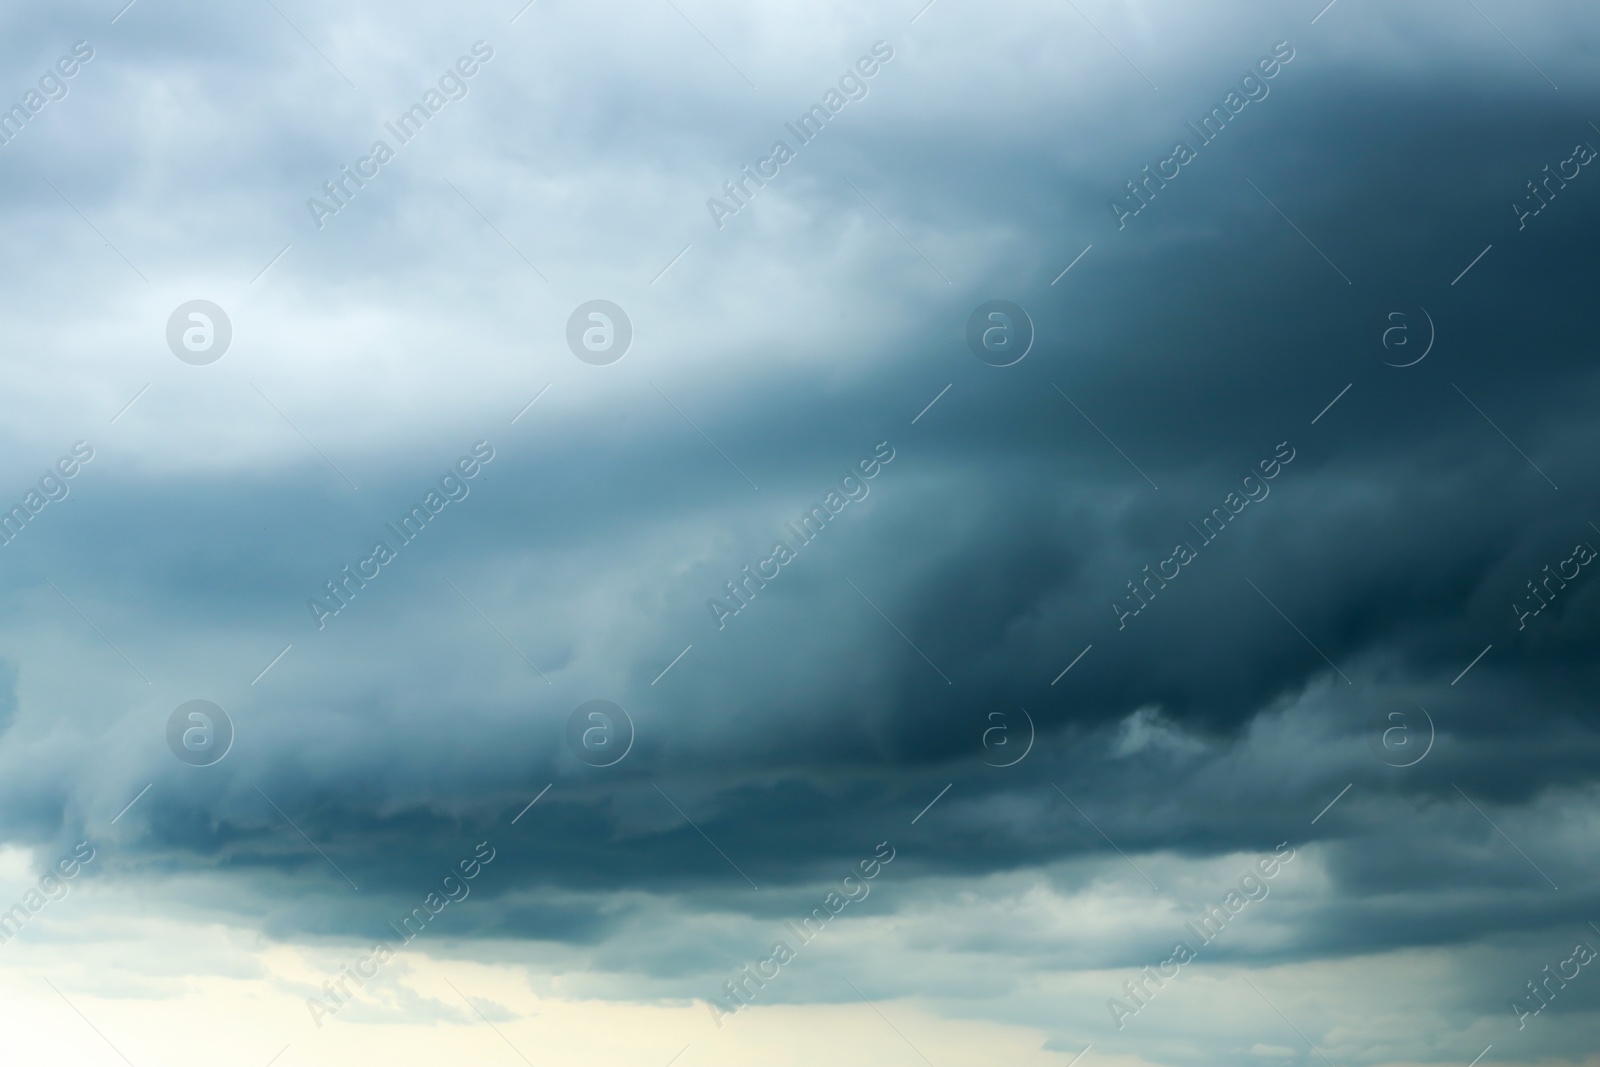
2 1 1599 1064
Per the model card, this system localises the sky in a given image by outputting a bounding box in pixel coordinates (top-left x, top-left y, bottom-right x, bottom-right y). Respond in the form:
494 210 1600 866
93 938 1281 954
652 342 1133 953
0 0 1598 1065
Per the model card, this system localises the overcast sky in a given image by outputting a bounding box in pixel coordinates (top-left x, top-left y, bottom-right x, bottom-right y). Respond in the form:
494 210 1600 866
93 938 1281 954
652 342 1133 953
1 0 1598 1065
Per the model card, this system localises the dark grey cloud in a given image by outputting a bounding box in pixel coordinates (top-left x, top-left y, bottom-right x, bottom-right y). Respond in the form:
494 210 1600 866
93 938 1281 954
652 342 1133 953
3 1 1600 1063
